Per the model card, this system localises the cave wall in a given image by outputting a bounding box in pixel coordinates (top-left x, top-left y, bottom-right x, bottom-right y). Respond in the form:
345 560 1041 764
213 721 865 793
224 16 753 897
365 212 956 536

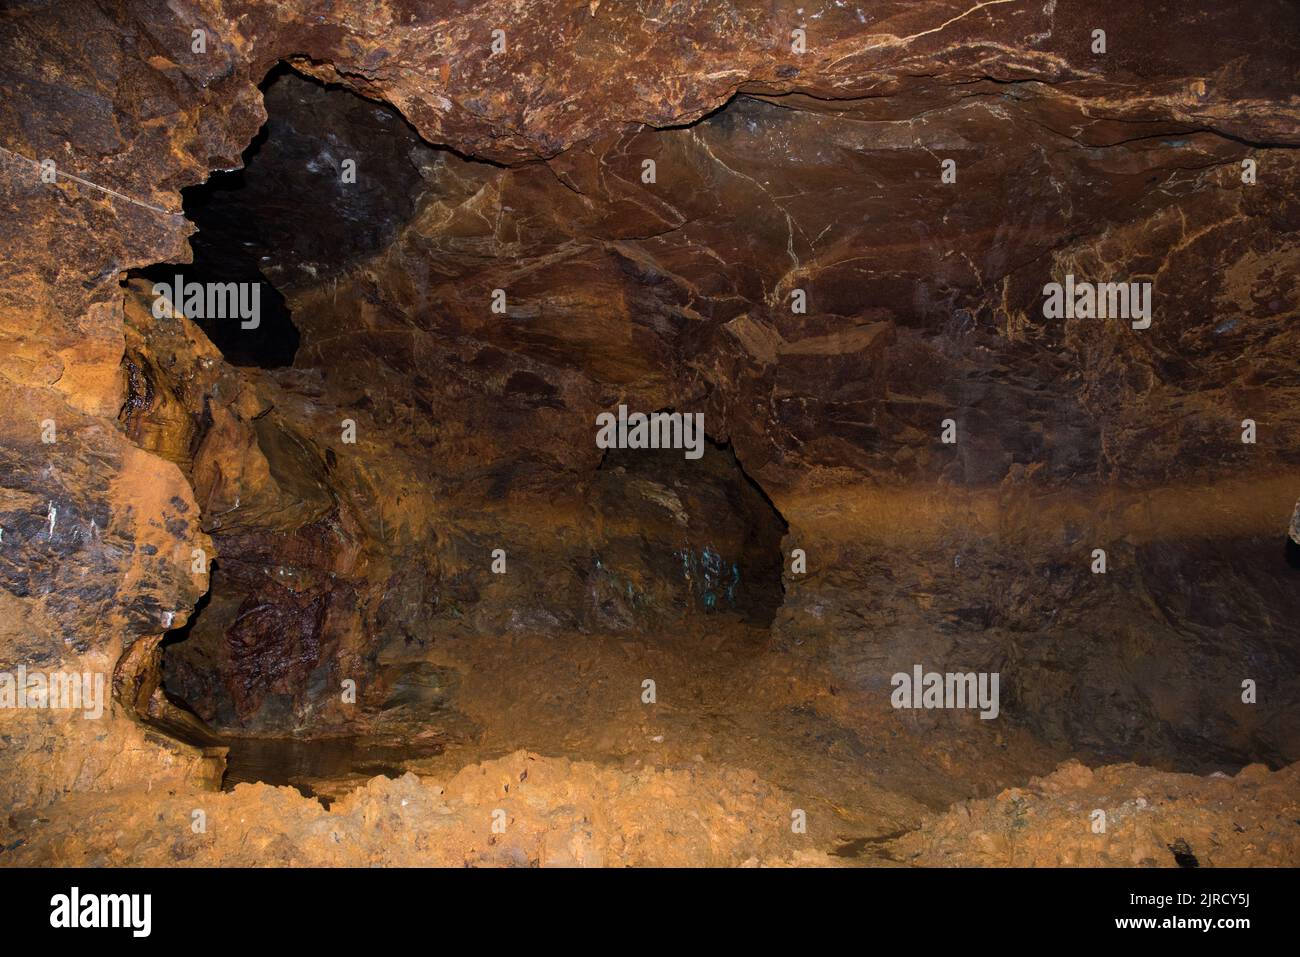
1 0 1298 798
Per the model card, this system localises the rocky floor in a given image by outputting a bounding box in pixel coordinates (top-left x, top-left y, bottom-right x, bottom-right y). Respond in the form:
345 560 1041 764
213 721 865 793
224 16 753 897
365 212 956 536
5 621 1297 867
895 761 1300 867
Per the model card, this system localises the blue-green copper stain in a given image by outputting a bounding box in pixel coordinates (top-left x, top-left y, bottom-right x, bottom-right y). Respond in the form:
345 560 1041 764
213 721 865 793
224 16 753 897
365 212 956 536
674 543 744 612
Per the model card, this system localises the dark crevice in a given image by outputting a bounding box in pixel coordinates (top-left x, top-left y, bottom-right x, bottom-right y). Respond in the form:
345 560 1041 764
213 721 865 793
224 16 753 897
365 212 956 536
594 430 788 627
130 82 294 367
128 60 443 368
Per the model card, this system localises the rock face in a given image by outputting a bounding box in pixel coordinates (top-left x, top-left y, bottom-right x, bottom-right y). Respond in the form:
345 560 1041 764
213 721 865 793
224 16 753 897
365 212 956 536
0 1 1297 865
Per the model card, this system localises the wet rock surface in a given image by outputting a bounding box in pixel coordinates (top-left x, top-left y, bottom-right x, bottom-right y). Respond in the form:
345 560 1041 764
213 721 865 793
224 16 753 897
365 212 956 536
0 1 1297 865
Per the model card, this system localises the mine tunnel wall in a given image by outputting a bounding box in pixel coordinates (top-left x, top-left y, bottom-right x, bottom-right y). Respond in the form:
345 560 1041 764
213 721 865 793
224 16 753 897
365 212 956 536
1 2 1298 809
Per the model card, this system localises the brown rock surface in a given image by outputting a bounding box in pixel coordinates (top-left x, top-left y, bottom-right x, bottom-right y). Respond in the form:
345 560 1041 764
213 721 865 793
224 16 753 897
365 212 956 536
0 749 832 867
891 759 1300 867
0 1 1297 866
